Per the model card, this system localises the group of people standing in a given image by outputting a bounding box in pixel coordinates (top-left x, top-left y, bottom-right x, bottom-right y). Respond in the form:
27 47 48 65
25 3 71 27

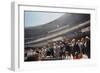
24 36 90 61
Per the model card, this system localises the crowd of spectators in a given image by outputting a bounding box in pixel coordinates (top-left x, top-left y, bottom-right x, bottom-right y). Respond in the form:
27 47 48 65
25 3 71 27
24 36 90 61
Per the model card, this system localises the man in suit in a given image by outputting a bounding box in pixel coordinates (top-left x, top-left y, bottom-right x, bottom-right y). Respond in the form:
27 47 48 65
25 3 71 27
71 39 80 59
84 36 90 58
